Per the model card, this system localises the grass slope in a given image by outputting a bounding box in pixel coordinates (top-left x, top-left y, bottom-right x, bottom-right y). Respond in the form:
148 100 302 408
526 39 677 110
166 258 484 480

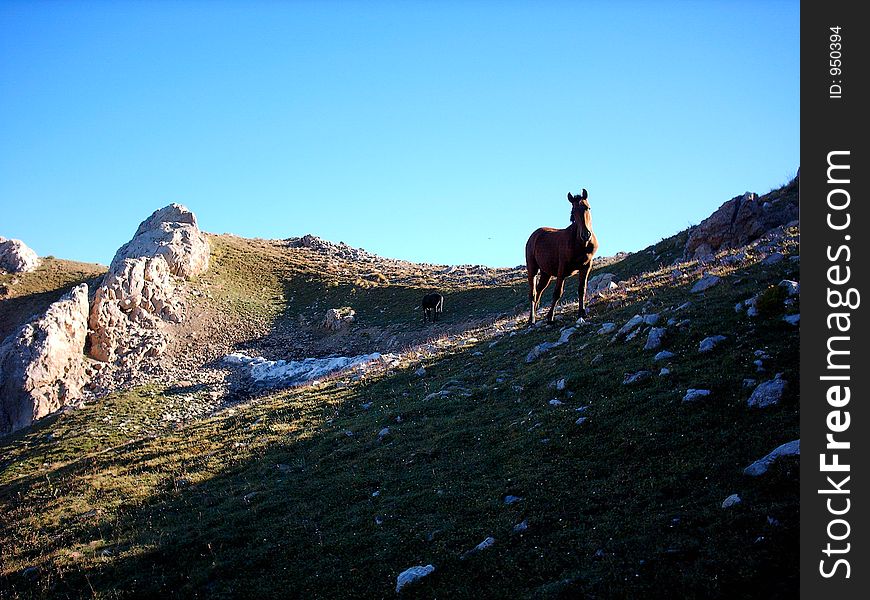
1 231 799 599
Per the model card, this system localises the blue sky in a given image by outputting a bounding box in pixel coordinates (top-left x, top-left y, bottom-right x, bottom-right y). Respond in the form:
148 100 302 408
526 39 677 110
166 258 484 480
0 1 799 268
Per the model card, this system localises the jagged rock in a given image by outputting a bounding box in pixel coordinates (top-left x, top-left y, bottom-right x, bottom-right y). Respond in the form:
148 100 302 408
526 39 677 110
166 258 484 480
597 322 616 335
699 335 727 353
644 327 666 351
88 205 209 365
0 237 40 273
323 307 356 331
396 564 435 593
744 439 800 476
617 315 644 337
654 350 676 362
691 275 721 293
747 374 787 408
682 389 711 403
683 178 798 260
110 204 209 278
642 314 660 326
0 284 89 433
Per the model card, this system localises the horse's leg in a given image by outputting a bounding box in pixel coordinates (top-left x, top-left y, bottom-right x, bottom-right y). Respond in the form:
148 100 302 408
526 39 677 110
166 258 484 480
546 276 565 324
535 273 552 311
527 269 539 324
577 261 593 320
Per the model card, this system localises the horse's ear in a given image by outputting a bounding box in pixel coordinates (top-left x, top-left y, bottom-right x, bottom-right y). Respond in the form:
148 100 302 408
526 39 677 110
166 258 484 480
567 192 574 202
581 188 588 200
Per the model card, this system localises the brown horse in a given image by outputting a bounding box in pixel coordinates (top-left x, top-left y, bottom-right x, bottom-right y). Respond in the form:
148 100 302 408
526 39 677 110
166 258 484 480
525 189 599 324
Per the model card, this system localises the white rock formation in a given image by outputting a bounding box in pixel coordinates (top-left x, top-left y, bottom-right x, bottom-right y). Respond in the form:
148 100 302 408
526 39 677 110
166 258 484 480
323 307 356 331
88 204 209 365
0 237 40 273
0 284 89 433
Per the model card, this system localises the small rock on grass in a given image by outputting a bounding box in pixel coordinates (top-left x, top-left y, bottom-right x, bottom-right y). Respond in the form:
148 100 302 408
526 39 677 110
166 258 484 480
747 374 787 408
691 275 721 293
396 564 435 593
622 370 652 385
744 439 800 476
722 494 742 508
504 495 523 505
682 389 711 403
699 335 726 353
461 536 495 559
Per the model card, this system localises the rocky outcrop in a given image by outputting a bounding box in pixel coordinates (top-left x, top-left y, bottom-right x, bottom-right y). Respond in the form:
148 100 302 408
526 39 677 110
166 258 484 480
0 284 89 433
0 237 40 273
684 175 798 261
89 204 209 365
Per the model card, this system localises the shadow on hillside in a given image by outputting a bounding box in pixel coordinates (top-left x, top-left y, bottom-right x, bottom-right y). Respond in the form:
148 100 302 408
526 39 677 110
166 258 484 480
1 255 802 599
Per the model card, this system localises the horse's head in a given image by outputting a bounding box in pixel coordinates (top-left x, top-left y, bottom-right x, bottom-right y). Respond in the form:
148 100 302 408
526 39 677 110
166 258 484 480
568 189 593 243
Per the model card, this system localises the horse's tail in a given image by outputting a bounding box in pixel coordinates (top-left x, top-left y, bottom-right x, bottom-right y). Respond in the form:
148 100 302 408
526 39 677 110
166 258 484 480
525 229 542 275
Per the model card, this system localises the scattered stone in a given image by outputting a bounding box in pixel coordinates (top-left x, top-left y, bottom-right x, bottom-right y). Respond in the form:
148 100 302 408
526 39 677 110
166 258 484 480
556 378 566 391
243 492 258 503
323 307 356 331
361 402 373 410
699 335 727 353
396 564 435 593
622 370 652 385
625 328 641 342
525 341 558 363
659 368 670 376
504 495 523 505
590 354 603 366
682 389 712 403
654 350 676 362
744 439 800 476
722 494 742 509
642 314 661 326
617 315 644 337
644 327 667 351
378 427 391 438
575 416 588 425
747 374 787 408
597 322 617 335
779 280 800 296
691 275 721 293
762 252 785 265
461 536 495 559
513 520 529 533
415 367 426 377
587 272 618 295
742 379 757 388
676 301 692 311
548 399 564 406
783 314 800 326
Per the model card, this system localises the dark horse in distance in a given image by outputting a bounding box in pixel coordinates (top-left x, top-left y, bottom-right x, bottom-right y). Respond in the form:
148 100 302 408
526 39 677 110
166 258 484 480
422 293 444 323
525 189 599 324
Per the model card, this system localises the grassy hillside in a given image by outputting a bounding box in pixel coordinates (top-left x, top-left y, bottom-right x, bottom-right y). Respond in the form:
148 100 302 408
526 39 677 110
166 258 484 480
0 226 799 598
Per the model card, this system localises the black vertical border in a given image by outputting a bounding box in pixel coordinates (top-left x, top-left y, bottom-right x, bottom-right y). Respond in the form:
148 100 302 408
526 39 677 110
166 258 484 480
800 1 867 597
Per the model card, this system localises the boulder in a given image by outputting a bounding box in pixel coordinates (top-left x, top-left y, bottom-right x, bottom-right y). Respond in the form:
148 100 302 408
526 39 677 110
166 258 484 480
683 177 798 261
323 307 356 331
109 204 209 278
587 272 618 295
644 327 666 351
396 564 435 593
747 374 787 408
0 237 40 273
0 284 89 433
682 389 711 403
88 205 209 365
